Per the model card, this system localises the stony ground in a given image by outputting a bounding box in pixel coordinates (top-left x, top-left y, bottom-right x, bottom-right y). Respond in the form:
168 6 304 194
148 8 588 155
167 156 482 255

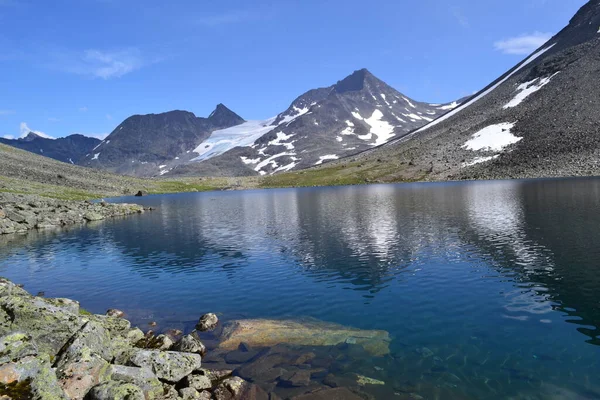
0 193 152 235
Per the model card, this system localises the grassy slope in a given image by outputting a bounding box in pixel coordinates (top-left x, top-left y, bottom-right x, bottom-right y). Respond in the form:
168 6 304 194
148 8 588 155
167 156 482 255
0 143 261 200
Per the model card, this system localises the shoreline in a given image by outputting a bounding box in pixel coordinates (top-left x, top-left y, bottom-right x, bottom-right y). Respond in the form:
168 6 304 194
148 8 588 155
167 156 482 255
0 278 395 400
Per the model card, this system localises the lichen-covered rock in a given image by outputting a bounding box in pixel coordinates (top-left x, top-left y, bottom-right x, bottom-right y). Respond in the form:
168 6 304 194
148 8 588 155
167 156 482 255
172 333 206 356
61 320 113 362
88 314 132 338
183 374 212 391
219 319 391 356
197 368 233 385
109 365 163 400
84 212 104 221
129 350 202 383
87 381 145 400
44 298 80 315
0 332 38 364
0 354 69 399
0 278 31 298
0 294 84 357
179 387 203 399
126 328 146 344
54 345 111 400
196 313 219 332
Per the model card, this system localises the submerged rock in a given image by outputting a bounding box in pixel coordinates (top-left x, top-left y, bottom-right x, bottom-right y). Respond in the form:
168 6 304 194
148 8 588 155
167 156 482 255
289 387 363 399
218 319 391 356
196 313 219 332
106 309 125 318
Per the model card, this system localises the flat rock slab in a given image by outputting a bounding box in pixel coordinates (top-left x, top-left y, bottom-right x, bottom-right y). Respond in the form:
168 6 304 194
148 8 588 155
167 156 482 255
218 319 390 356
129 350 202 383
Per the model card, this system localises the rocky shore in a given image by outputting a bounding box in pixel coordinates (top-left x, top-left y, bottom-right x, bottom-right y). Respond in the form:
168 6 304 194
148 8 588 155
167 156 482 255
0 278 404 400
0 193 152 235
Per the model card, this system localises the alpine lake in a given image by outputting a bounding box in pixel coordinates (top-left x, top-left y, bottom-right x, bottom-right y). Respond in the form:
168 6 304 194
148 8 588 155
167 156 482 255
2 177 600 399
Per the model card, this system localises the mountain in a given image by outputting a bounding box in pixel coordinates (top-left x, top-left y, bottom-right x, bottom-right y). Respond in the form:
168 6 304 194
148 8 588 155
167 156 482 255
78 105 245 177
0 133 101 164
274 0 600 185
167 69 459 177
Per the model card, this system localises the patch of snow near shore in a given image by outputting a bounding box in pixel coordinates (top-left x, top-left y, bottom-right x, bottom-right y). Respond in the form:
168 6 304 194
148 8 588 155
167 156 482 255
92 153 100 160
413 44 556 135
192 118 276 162
274 161 297 173
268 131 295 150
315 154 339 165
462 155 500 167
504 72 559 109
463 122 521 152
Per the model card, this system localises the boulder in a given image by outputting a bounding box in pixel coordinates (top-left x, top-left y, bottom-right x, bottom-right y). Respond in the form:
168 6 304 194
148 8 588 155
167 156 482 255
179 387 203 399
219 319 390 356
129 350 202 383
0 355 69 399
87 381 145 400
196 313 219 332
183 374 212 391
0 294 85 357
54 344 111 400
0 332 38 364
109 365 163 399
89 314 132 337
44 297 80 315
234 347 292 383
172 332 206 355
135 191 148 197
84 212 104 221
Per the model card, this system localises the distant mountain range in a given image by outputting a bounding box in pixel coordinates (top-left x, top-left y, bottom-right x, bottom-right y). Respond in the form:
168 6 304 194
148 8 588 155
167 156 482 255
0 133 101 165
0 69 456 178
168 69 460 177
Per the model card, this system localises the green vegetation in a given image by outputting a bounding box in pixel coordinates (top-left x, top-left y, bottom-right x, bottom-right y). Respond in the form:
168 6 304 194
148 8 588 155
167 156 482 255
78 308 92 316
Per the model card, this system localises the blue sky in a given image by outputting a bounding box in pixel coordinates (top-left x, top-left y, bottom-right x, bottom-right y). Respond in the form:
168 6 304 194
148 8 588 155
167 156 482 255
0 0 587 139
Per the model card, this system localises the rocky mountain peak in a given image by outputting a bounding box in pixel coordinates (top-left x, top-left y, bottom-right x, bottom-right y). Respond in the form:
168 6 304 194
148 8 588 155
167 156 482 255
207 103 245 128
333 68 376 94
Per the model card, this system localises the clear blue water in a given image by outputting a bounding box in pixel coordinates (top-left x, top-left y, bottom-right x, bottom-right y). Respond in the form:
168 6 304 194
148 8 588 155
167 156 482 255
2 178 600 398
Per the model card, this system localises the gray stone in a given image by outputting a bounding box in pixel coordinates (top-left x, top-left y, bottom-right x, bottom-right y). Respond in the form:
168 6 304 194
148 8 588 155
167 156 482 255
84 212 104 221
289 387 363 400
0 332 38 364
0 354 69 399
184 374 212 391
196 313 219 332
172 332 206 355
129 349 202 383
87 381 145 400
179 387 202 399
109 365 163 400
55 345 111 400
279 370 311 387
0 294 85 357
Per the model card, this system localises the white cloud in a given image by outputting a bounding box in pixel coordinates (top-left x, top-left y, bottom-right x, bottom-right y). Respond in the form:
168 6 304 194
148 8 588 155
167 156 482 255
54 48 146 79
0 110 15 116
494 32 552 55
2 135 15 139
19 122 54 139
452 8 469 28
79 106 88 112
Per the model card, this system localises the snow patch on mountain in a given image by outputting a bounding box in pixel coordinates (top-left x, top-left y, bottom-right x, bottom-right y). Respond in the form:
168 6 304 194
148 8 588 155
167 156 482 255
463 122 521 152
191 118 276 161
504 72 560 109
413 43 556 135
315 154 339 165
462 155 500 167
